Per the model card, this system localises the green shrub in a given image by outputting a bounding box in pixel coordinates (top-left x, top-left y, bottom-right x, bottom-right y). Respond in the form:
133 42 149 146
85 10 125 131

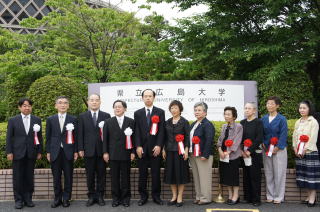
250 69 314 119
26 75 87 120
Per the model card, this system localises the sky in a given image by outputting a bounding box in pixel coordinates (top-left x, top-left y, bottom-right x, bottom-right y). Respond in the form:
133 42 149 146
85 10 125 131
104 0 208 25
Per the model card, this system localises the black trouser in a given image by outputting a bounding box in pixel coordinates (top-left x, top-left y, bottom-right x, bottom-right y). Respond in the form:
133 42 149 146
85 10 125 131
138 155 161 200
84 155 106 199
12 154 36 203
243 153 262 203
51 148 73 201
110 160 131 203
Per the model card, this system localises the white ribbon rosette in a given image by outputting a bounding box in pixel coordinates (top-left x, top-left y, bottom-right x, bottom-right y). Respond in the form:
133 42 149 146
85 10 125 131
66 123 74 144
124 127 133 149
98 121 105 141
33 124 41 145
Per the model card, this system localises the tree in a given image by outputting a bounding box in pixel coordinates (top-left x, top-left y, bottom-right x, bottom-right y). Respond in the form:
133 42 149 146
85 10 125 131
21 0 176 83
148 0 320 109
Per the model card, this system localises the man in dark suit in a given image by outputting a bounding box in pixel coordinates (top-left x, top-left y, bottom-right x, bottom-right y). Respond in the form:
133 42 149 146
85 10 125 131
134 89 165 205
103 100 135 207
46 96 78 208
6 98 43 209
78 94 110 207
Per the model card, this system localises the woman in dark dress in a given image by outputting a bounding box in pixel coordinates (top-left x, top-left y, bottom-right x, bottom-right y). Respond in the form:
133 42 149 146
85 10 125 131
240 102 264 207
217 106 243 205
163 100 190 207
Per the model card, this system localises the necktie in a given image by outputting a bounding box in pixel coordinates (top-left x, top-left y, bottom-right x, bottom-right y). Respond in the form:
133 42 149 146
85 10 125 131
23 116 29 134
221 125 230 152
146 109 151 126
93 112 97 126
118 118 122 128
59 115 64 133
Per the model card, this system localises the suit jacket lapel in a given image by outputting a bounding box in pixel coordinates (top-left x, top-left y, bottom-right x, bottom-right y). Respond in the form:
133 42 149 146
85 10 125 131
112 116 122 131
86 111 96 130
141 108 149 130
122 116 129 131
18 115 28 136
27 115 35 136
62 114 70 134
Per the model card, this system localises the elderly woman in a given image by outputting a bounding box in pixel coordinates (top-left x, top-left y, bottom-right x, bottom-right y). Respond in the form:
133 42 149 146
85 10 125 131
189 102 215 205
261 96 288 204
292 100 320 207
217 106 243 205
240 103 263 206
163 100 190 207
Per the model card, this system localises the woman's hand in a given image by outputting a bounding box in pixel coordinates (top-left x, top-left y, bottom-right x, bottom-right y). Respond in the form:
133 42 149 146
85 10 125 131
183 151 188 160
162 150 166 160
219 151 225 159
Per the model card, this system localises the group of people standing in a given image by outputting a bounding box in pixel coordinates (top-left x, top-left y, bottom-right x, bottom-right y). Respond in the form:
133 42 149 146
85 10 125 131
5 89 320 210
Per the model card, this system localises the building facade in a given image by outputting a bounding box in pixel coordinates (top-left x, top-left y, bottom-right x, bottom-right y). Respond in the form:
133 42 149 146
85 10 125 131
0 0 113 34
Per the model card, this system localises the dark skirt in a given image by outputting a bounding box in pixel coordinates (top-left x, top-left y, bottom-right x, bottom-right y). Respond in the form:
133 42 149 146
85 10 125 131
219 157 240 186
164 151 190 185
296 151 320 190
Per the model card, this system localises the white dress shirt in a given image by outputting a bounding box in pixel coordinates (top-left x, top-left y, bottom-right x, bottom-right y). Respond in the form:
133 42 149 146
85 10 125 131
21 113 31 134
116 115 124 128
145 106 153 116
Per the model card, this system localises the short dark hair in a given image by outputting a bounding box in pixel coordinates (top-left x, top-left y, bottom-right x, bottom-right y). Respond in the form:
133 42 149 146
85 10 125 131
113 100 127 109
298 100 315 116
169 100 183 114
224 106 238 119
18 98 33 106
55 96 69 103
142 89 156 97
267 96 281 106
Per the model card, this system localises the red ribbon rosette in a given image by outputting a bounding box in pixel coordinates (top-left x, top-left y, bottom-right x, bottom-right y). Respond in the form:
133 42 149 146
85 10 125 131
224 139 233 152
243 139 252 151
297 135 309 155
192 136 201 156
175 134 185 155
266 137 278 157
150 115 160 135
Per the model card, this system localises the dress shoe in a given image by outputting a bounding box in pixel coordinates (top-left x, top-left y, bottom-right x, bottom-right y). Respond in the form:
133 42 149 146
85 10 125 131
167 200 177 206
273 200 281 204
24 200 35 207
97 197 105 206
86 198 95 207
226 199 232 204
153 198 164 205
51 199 62 208
252 202 261 207
15 201 23 209
62 200 70 207
307 201 316 207
198 201 211 205
193 200 199 204
176 201 183 207
123 202 130 207
112 201 120 207
227 198 240 205
138 199 147 206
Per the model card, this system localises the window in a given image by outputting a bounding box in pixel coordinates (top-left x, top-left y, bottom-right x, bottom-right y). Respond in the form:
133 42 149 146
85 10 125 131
2 10 14 23
26 3 37 16
9 2 22 14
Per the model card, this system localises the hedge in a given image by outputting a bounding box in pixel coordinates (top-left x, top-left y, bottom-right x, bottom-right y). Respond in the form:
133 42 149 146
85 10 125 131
0 120 297 169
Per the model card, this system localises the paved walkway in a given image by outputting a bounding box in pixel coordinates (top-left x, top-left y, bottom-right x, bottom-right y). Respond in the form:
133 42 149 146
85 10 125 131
0 200 319 212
